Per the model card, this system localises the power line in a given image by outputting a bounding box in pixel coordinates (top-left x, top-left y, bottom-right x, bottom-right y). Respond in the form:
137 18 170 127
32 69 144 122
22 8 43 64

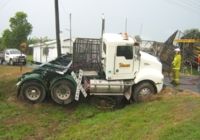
180 0 200 11
166 0 200 15
60 0 69 15
168 0 200 9
184 0 200 7
59 0 72 40
169 0 200 12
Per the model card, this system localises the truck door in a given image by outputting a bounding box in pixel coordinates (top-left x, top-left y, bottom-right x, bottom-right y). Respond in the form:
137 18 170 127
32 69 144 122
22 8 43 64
114 45 134 78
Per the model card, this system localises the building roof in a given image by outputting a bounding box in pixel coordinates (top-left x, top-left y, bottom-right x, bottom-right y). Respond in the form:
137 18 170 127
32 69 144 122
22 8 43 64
29 39 75 48
29 40 56 48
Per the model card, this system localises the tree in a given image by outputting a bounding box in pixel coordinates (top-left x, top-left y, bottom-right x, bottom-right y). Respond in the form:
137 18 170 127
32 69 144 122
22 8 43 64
27 36 53 55
182 29 200 39
1 11 32 49
28 36 53 45
1 29 13 49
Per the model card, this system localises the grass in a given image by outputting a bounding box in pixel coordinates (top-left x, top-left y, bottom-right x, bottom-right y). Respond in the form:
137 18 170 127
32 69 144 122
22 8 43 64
57 97 200 140
0 65 200 140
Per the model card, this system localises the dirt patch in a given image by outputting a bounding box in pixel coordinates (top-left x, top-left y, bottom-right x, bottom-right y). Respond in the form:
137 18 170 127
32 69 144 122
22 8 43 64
3 113 37 127
160 87 200 97
172 102 198 123
146 87 200 102
0 66 32 80
7 95 17 102
23 135 44 140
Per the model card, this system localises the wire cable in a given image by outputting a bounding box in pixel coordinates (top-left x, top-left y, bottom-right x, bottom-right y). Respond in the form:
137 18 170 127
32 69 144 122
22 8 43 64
179 0 200 11
60 0 69 15
183 0 200 7
166 0 200 15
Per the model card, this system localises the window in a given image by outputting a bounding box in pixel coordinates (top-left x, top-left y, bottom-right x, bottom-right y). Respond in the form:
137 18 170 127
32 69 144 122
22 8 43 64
10 49 20 54
117 46 133 59
5 51 9 55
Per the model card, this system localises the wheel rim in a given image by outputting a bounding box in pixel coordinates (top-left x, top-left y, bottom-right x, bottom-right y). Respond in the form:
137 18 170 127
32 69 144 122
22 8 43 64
54 85 71 100
25 86 41 101
139 88 152 96
137 87 153 102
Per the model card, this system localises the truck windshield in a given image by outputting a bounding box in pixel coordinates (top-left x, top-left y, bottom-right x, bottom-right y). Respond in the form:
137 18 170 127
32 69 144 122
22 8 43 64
10 50 21 54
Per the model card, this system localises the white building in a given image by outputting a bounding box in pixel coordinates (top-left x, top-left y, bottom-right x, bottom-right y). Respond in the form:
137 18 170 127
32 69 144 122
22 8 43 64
29 39 74 63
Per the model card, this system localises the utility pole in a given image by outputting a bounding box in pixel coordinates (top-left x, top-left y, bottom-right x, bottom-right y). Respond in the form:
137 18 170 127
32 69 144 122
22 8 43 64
125 17 127 33
101 14 105 59
101 14 105 38
69 13 72 54
55 0 61 57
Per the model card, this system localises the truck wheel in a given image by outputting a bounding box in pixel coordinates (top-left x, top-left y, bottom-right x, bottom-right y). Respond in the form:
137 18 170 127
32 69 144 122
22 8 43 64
9 59 14 65
51 80 75 105
20 81 46 103
133 82 156 102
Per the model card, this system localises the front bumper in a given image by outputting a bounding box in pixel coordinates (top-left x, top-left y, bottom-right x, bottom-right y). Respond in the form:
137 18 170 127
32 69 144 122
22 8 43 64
156 82 164 93
13 56 26 64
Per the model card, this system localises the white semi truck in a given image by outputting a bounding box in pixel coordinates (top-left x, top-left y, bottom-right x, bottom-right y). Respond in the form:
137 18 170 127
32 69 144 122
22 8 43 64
17 33 164 105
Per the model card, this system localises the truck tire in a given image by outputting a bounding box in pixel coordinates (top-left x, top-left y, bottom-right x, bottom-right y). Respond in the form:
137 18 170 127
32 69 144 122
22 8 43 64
50 80 75 105
133 82 156 102
20 81 46 103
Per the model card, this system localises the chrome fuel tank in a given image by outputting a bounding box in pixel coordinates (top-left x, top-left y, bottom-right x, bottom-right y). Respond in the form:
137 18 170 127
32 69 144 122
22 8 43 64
90 79 124 95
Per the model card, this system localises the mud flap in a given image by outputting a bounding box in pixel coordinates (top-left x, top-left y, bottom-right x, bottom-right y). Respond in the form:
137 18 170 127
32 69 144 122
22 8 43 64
16 81 22 98
124 86 132 100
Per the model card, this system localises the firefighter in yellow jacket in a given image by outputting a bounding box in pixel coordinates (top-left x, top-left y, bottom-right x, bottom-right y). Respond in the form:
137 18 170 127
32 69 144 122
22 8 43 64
171 48 182 85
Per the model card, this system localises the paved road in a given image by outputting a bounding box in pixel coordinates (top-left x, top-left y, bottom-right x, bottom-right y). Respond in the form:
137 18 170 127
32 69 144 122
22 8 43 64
164 74 200 93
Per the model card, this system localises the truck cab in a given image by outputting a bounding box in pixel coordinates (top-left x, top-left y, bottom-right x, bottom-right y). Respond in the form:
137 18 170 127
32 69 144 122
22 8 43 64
102 33 136 80
102 33 163 92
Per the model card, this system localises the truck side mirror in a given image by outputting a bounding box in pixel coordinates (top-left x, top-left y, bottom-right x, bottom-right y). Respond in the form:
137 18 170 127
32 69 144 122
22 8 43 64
135 50 141 60
134 42 141 60
137 50 141 57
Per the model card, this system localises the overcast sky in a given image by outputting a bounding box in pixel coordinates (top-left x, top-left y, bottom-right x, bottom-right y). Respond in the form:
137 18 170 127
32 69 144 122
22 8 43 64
0 0 199 42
